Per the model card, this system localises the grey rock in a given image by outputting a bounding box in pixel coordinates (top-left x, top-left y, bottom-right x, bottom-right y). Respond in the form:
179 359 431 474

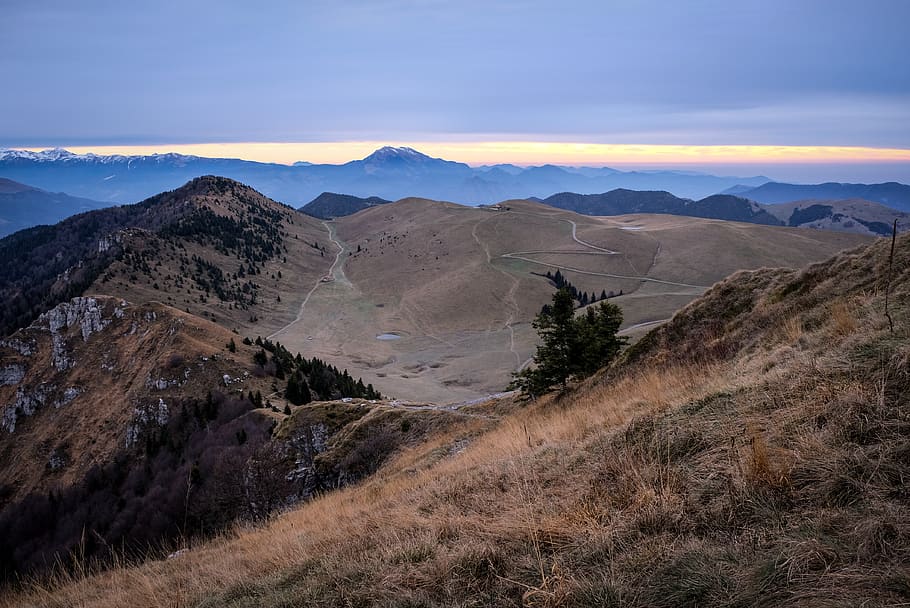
0 364 26 386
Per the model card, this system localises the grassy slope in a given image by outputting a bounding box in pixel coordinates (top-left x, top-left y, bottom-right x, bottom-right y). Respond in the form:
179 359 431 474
294 198 869 402
0 297 276 505
3 234 908 608
86 179 332 338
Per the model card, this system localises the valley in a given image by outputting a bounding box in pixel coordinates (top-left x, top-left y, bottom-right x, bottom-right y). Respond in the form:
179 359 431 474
7 218 906 608
0 177 885 595
269 197 868 402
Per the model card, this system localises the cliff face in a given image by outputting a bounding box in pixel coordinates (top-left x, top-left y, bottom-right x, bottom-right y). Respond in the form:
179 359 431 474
0 296 260 499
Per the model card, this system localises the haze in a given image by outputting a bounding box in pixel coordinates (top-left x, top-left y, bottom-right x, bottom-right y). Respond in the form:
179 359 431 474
2 0 910 182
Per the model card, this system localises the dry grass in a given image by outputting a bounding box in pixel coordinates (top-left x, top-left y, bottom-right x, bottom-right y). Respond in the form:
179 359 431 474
828 299 860 336
3 233 908 608
276 197 867 403
0 359 723 608
779 315 803 344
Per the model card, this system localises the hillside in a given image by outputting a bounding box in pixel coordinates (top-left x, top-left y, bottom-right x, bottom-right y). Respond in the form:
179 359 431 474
7 220 906 608
0 296 435 583
0 178 108 237
541 189 906 235
267 197 868 402
299 192 391 219
727 181 910 211
763 198 910 236
0 176 332 338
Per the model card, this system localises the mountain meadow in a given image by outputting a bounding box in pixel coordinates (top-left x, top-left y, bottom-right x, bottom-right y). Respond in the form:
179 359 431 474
0 214 905 608
0 172 902 607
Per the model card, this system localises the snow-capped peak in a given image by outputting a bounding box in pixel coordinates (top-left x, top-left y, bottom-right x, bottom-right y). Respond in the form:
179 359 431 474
0 148 200 165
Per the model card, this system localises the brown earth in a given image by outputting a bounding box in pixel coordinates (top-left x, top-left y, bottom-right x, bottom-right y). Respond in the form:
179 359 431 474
7 220 906 608
269 198 869 402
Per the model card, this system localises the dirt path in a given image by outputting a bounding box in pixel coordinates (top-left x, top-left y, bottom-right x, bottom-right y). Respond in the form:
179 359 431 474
267 220 344 340
471 208 704 366
496 208 672 286
324 221 348 284
473 215 522 368
566 218 618 253
618 318 671 335
500 252 708 289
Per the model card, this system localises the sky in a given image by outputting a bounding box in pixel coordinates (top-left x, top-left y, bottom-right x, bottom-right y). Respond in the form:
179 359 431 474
1 0 909 180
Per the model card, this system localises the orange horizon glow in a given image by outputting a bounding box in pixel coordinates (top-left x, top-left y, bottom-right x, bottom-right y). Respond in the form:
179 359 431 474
19 142 910 167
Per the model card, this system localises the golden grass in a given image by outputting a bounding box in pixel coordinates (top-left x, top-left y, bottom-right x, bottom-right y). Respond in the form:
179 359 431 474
4 233 907 608
828 299 859 336
780 315 803 344
0 359 725 608
289 197 867 402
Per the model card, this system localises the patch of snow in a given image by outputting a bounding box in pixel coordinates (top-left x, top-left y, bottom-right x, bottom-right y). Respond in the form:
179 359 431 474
0 148 200 165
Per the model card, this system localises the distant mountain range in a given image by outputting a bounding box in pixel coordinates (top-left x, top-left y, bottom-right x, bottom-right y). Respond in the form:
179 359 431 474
0 146 772 205
724 181 910 212
300 192 391 219
0 177 108 237
4 147 907 235
296 186 906 237
540 190 908 236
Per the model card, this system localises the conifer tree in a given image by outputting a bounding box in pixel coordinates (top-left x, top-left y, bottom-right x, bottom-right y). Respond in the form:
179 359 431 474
511 288 578 395
511 288 628 397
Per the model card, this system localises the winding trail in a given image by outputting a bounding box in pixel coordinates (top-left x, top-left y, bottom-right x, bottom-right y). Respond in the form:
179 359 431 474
566 218 618 253
267 220 344 340
492 207 686 286
472 216 522 368
618 318 671 335
469 207 709 369
323 221 347 283
500 252 708 289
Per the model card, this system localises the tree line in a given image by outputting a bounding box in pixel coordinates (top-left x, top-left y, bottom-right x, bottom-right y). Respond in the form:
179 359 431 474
544 269 622 309
247 336 382 404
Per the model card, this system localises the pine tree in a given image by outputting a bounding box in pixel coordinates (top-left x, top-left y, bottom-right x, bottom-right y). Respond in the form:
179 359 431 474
511 289 628 397
511 288 578 395
575 301 627 376
285 371 312 405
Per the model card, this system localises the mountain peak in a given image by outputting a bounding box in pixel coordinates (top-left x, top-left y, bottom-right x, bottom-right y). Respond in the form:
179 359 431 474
362 146 433 163
0 147 202 165
0 148 74 162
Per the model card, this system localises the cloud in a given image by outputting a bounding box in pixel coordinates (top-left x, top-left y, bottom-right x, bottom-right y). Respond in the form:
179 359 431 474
1 0 908 147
